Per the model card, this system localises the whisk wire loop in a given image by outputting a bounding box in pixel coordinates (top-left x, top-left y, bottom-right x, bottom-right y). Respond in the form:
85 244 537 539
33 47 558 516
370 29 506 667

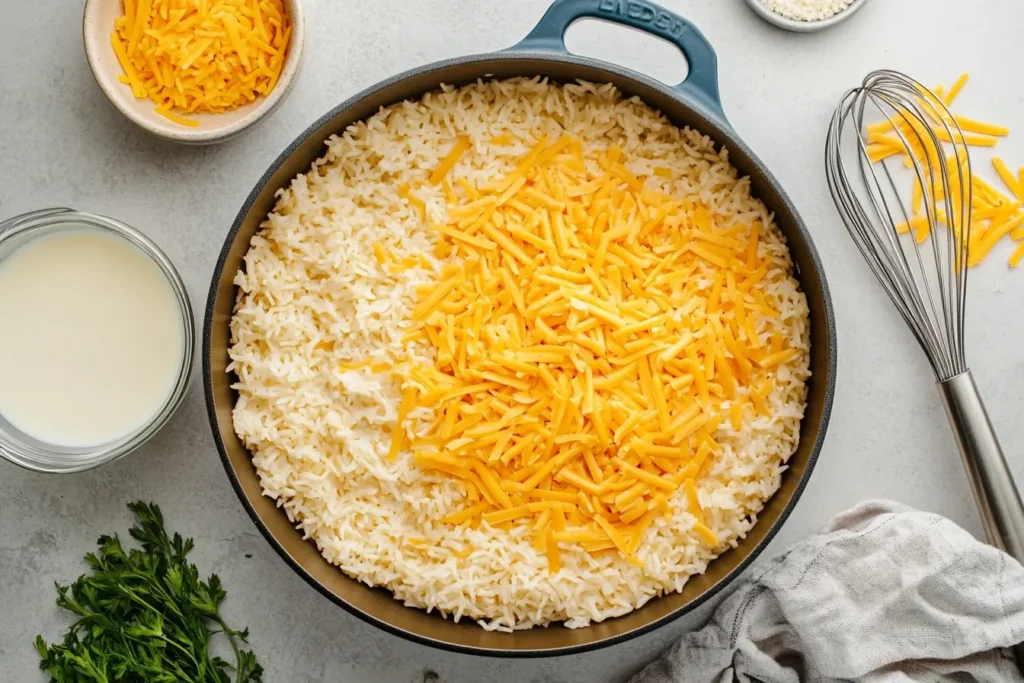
825 69 970 381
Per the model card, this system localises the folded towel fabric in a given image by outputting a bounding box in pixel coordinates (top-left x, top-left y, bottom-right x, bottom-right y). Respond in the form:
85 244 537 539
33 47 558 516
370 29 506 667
631 500 1024 683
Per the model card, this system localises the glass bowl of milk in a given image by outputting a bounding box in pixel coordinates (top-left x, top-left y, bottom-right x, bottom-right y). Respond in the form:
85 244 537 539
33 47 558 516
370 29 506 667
0 208 195 473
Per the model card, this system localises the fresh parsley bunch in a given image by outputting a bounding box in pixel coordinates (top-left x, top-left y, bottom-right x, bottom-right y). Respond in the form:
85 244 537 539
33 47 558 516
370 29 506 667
35 502 263 682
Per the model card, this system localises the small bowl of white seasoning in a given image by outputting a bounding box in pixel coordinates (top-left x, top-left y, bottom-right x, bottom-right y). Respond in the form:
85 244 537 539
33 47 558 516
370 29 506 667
0 208 195 473
744 0 870 32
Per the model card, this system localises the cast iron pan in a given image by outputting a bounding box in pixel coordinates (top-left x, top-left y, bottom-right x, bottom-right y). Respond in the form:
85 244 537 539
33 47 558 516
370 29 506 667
204 0 837 656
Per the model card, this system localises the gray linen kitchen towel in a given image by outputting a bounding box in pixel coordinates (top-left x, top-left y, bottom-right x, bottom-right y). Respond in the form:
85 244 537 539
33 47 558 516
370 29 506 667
631 500 1024 683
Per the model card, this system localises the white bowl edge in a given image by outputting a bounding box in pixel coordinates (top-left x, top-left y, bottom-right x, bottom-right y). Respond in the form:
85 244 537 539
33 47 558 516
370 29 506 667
82 0 304 144
743 0 871 33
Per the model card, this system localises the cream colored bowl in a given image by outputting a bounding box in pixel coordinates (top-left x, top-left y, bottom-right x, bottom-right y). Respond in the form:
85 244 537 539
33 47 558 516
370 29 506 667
82 0 304 145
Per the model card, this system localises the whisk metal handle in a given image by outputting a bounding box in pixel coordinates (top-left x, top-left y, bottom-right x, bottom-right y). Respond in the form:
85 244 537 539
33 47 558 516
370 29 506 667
939 370 1024 562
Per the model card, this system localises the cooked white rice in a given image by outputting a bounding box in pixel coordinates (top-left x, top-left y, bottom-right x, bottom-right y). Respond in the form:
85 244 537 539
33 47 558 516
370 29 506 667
228 78 811 631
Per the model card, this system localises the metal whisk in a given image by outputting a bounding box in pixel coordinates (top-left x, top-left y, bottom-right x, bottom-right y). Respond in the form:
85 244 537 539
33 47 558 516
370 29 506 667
825 69 1024 563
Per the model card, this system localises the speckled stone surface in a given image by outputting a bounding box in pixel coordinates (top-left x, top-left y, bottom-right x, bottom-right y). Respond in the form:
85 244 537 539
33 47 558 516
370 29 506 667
2 0 1024 680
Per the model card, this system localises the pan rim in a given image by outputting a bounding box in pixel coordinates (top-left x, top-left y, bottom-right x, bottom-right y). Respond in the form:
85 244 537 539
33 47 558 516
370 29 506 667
203 49 837 657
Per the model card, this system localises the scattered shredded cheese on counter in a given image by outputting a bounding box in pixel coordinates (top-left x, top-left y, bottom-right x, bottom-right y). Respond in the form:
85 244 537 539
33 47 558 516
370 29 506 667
111 0 292 127
395 135 796 571
867 73 1024 268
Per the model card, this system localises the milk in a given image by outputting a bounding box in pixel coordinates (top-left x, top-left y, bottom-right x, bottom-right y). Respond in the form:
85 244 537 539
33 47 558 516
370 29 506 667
0 228 184 447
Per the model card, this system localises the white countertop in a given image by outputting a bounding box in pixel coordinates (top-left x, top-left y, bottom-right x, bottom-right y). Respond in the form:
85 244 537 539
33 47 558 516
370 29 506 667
3 0 1023 680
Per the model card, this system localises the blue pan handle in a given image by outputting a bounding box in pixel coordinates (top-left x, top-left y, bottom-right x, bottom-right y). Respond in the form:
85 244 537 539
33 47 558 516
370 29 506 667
507 0 726 123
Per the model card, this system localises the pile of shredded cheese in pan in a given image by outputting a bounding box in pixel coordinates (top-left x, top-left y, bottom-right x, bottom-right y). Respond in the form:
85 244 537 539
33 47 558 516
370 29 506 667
228 79 811 630
111 0 291 127
865 73 1024 268
402 137 798 568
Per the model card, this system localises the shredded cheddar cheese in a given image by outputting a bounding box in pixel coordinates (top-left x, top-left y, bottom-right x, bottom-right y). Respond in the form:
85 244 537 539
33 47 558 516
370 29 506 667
395 136 795 570
868 73 1024 268
430 137 472 185
111 0 292 126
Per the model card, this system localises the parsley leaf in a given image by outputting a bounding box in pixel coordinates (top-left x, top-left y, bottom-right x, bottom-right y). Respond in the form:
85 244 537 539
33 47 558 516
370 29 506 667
36 502 263 682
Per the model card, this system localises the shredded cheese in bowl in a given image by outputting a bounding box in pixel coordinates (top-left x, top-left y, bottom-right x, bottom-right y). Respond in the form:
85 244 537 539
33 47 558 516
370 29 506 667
110 0 292 127
228 78 811 631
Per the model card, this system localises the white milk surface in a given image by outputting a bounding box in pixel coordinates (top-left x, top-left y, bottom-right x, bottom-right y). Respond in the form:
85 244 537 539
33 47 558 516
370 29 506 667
0 228 183 447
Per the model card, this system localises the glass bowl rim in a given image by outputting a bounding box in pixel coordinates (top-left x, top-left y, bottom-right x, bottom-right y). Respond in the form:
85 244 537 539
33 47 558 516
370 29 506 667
0 208 196 474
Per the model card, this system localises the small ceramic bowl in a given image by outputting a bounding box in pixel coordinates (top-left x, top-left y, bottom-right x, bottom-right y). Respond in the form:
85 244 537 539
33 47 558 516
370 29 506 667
744 0 870 32
82 0 304 145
